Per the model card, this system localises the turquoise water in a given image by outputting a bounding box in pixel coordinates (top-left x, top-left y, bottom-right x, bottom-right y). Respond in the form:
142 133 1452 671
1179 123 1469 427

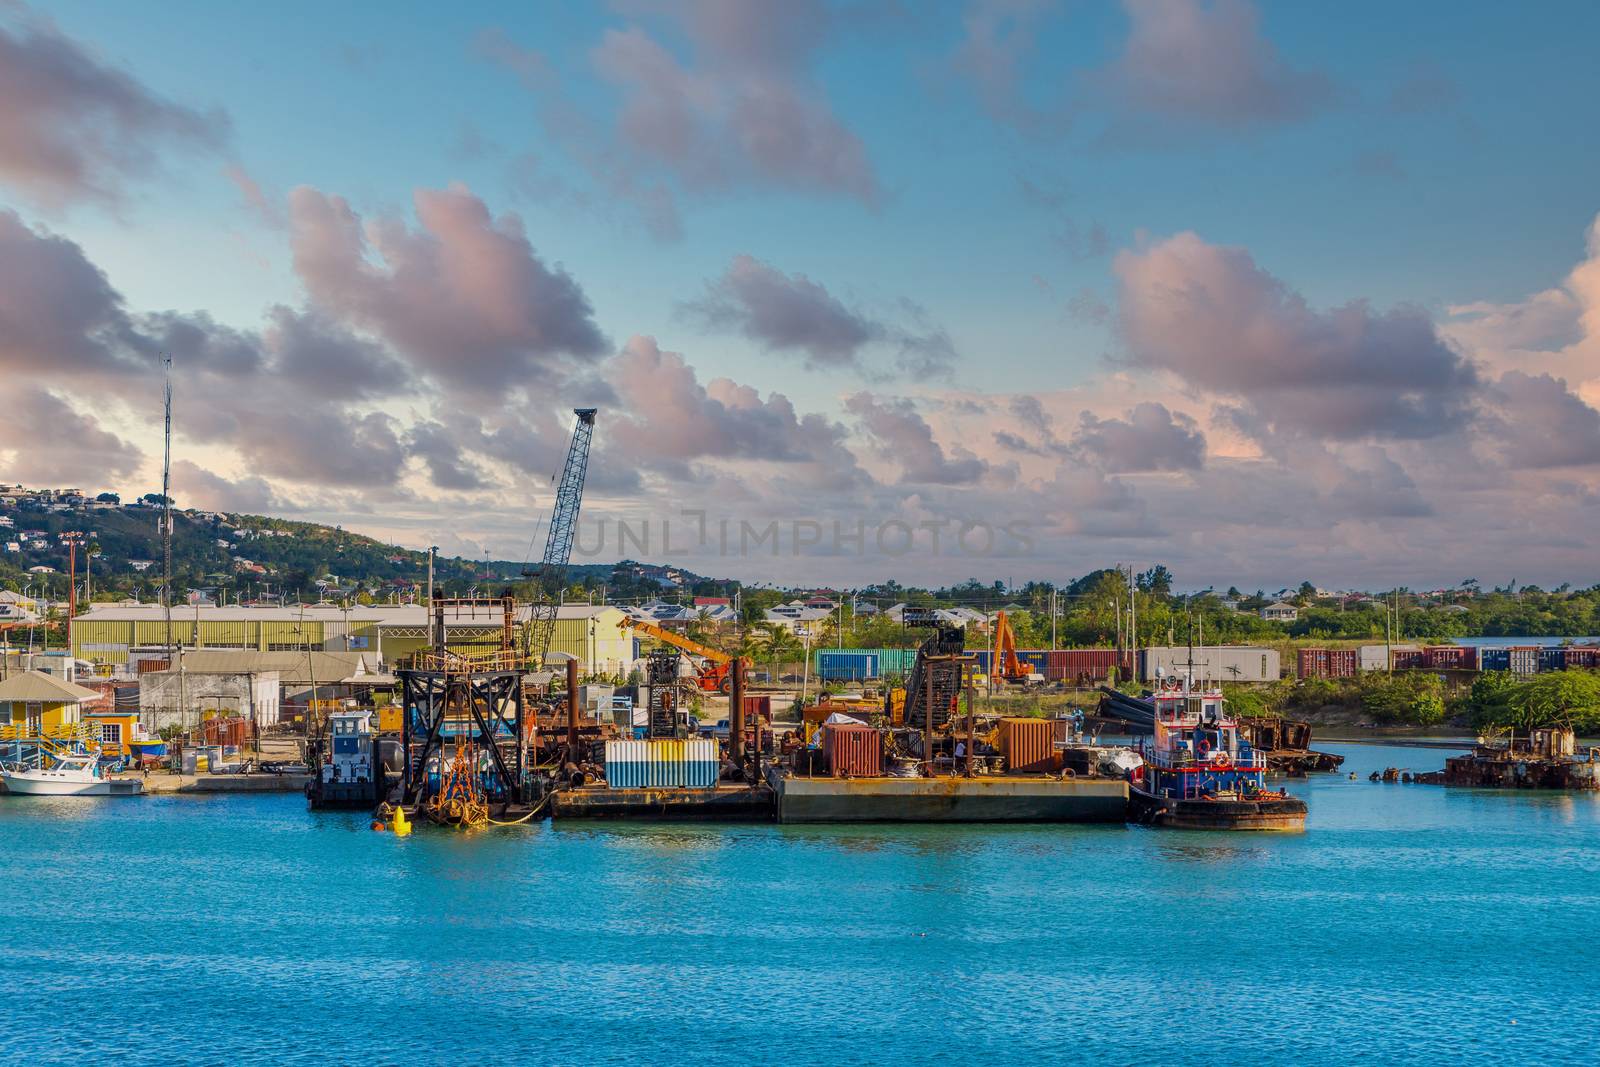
4 743 1598 1066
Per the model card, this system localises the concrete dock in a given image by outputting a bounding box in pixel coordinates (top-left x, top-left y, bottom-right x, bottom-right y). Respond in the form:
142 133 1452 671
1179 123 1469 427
116 773 312 794
773 774 1128 823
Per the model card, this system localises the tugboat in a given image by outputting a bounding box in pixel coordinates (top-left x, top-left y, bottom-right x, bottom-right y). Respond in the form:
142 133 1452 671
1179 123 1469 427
1128 673 1306 831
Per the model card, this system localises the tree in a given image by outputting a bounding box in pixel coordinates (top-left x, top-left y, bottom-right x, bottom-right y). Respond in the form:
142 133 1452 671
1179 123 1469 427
1137 565 1173 596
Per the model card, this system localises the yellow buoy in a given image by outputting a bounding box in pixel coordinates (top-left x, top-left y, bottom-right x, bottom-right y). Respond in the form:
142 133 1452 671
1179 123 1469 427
391 806 412 837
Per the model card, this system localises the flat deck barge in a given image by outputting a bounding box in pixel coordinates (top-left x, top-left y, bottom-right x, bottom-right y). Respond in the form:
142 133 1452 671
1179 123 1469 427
550 784 774 820
773 774 1128 823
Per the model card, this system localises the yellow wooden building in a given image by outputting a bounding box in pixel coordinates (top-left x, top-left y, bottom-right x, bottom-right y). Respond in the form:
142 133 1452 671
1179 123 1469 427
0 670 99 741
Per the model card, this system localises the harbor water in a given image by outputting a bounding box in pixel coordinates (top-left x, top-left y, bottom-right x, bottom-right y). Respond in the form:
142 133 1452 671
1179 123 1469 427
4 742 1598 1065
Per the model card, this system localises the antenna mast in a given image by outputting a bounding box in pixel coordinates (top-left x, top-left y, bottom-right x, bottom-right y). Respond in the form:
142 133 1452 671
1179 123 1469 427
160 355 174 658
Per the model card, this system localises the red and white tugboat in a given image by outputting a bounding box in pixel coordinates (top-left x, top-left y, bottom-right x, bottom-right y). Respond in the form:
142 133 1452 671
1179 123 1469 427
1128 673 1306 831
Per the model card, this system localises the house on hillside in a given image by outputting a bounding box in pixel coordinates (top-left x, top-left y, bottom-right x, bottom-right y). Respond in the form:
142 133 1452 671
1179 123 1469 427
1260 601 1299 622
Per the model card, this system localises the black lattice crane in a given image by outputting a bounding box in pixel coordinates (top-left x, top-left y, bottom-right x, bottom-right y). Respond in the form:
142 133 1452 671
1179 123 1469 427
523 408 598 667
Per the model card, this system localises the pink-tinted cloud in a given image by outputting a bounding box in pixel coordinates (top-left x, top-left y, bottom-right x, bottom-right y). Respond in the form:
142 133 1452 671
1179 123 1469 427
1488 371 1600 470
1114 231 1477 439
0 385 142 483
288 183 608 393
0 209 146 375
683 254 956 376
1095 0 1335 135
1072 402 1205 471
0 5 227 208
222 163 283 227
846 392 990 485
948 0 1071 134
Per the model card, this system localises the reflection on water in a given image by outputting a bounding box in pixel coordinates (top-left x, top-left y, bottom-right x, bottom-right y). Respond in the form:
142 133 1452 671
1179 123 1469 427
1154 841 1271 863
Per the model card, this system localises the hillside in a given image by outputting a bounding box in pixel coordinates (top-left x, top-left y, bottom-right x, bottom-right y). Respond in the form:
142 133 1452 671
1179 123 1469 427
0 493 698 603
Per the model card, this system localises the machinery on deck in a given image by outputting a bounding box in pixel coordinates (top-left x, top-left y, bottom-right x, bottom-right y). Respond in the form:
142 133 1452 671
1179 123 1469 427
522 408 597 669
621 616 748 693
887 610 966 732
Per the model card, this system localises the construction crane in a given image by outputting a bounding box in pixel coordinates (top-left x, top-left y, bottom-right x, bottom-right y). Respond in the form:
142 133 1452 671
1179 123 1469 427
991 610 1042 687
621 616 746 693
522 408 598 668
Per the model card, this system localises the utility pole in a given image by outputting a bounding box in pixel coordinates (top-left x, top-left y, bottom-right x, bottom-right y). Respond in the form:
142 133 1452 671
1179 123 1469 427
61 531 82 656
160 353 174 668
1050 588 1057 650
426 546 436 648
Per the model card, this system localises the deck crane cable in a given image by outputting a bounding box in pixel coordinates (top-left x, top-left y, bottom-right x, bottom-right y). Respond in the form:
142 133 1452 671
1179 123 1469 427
521 409 598 668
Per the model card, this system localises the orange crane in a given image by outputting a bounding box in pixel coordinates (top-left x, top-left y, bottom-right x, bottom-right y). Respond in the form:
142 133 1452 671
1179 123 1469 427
991 610 1041 687
621 616 748 693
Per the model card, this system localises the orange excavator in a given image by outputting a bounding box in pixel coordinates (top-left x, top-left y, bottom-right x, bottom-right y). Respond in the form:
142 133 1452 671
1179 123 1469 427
621 616 748 693
991 610 1042 687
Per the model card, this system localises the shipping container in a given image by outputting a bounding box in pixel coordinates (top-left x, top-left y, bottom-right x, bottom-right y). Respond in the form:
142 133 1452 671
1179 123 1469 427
1563 646 1599 670
1139 646 1280 683
1538 647 1566 673
1327 649 1358 677
814 650 879 681
1423 645 1479 671
822 722 882 777
997 717 1057 773
603 738 719 788
1044 648 1127 683
740 694 772 722
1297 648 1330 679
1508 647 1539 676
1391 649 1425 670
1480 647 1511 671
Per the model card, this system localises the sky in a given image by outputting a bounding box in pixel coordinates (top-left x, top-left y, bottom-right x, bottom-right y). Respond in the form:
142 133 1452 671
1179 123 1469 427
2 0 1600 592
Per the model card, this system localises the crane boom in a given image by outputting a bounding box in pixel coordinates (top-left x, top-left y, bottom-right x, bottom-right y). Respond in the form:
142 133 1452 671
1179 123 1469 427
621 617 732 665
523 408 598 667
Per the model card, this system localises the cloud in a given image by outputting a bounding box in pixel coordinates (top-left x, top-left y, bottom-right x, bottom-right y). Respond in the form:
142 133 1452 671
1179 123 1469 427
846 392 989 485
288 183 608 392
170 459 290 514
0 385 143 484
948 0 1070 134
479 3 879 239
405 421 489 490
682 254 957 376
1488 371 1600 470
606 336 868 489
222 163 283 227
1094 0 1335 135
0 5 227 208
1072 402 1205 471
1114 231 1478 439
0 209 145 376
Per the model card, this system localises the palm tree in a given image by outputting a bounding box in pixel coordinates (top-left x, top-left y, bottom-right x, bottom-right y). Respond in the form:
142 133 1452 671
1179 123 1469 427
746 622 803 680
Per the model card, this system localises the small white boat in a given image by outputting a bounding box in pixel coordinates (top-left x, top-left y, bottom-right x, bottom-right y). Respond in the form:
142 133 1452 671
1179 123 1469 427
2 752 143 797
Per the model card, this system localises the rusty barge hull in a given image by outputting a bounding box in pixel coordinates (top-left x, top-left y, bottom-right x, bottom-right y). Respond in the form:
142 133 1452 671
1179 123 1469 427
1128 787 1306 831
550 784 774 820
1436 755 1600 790
774 775 1128 824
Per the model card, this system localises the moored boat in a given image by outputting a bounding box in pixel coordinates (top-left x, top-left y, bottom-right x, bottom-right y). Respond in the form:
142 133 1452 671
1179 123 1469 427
1128 673 1306 831
2 752 143 797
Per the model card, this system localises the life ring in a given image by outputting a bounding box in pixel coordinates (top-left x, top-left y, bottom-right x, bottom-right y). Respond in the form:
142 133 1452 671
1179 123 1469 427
1209 751 1229 769
1198 738 1212 756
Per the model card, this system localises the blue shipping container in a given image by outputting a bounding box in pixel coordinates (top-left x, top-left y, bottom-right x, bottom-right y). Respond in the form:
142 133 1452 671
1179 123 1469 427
816 651 879 680
1538 647 1565 672
1481 648 1510 671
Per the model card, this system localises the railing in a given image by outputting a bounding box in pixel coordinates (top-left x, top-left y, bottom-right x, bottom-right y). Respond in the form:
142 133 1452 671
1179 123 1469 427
411 649 524 672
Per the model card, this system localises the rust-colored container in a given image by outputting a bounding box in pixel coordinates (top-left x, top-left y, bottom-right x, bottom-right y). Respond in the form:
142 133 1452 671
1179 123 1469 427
1327 649 1358 677
1564 646 1599 669
1297 648 1329 679
136 658 170 674
201 717 255 748
1045 649 1124 683
741 694 772 722
998 717 1057 773
822 723 881 777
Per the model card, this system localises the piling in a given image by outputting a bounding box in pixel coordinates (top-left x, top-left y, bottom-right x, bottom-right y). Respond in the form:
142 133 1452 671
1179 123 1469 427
730 654 746 771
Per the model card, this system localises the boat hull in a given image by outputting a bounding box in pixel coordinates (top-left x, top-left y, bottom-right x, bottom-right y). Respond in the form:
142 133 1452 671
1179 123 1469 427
1129 785 1305 831
2 772 143 797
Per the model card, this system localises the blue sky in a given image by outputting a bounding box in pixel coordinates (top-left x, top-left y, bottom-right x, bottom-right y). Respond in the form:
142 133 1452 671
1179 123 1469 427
4 1 1600 589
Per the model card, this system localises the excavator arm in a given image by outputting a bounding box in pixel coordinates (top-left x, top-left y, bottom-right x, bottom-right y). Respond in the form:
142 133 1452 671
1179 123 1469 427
621 616 743 693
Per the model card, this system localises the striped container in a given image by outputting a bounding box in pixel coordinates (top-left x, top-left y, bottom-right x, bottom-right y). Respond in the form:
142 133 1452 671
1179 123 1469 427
1508 647 1540 675
603 739 720 788
1327 649 1358 677
997 717 1057 773
822 723 882 777
815 651 879 681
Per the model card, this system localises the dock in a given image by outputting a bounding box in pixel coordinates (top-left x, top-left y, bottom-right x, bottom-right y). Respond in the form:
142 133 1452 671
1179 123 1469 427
550 783 773 820
773 774 1128 823
115 773 312 794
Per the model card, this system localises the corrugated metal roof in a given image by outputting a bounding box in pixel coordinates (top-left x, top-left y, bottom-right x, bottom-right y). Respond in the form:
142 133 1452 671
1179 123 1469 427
0 670 102 703
78 603 622 624
146 650 380 685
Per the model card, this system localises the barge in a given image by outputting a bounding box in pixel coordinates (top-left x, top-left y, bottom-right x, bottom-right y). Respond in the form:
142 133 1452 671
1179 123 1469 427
772 773 1127 823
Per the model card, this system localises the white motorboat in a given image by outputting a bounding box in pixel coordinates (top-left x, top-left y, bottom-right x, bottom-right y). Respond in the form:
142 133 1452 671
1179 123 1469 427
2 752 143 797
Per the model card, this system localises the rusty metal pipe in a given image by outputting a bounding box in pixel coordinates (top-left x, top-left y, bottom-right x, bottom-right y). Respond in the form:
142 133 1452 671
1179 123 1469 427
566 656 580 759
923 660 933 778
729 655 745 770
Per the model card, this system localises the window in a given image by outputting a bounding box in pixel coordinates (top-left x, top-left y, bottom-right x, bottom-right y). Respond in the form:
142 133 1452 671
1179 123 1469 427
101 723 123 745
25 701 42 732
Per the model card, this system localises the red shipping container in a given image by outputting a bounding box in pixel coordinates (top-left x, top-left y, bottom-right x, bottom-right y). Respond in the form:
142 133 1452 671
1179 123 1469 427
740 695 772 722
822 723 881 777
1327 649 1358 678
1562 647 1598 670
1392 649 1425 670
998 717 1058 773
1297 648 1330 679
